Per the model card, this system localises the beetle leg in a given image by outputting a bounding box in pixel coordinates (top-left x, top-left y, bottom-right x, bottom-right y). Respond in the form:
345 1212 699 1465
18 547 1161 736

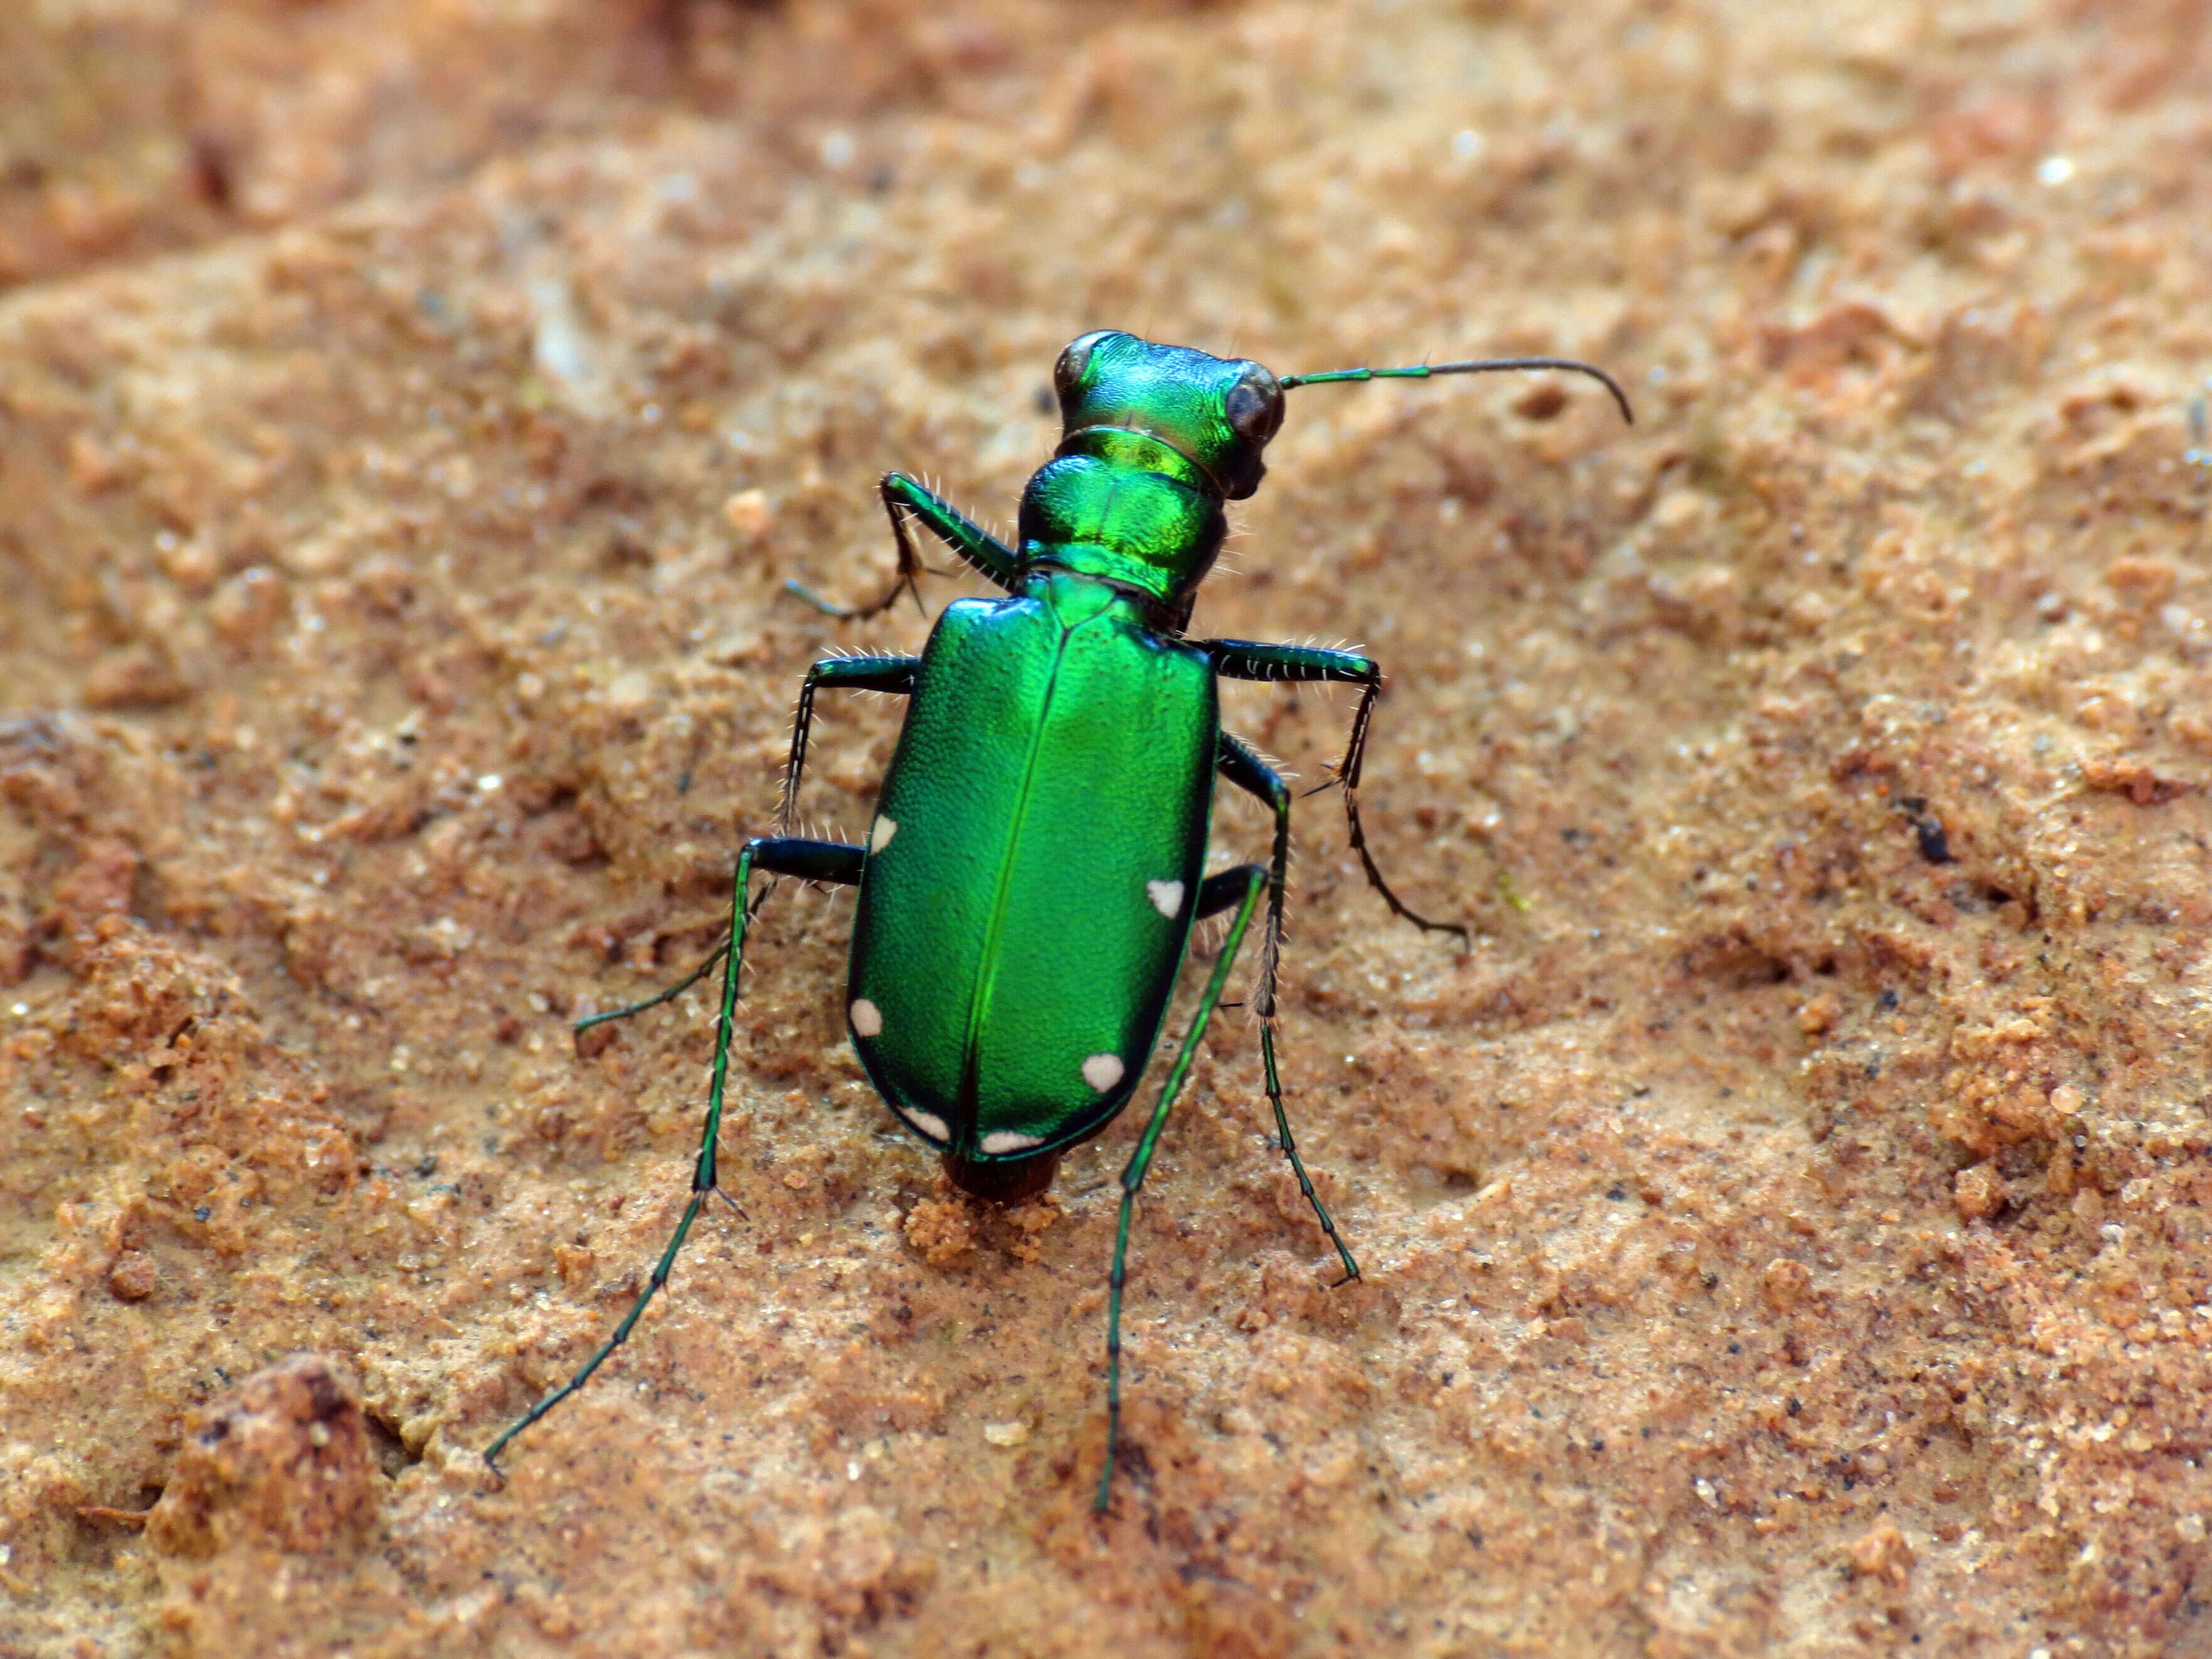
1202 639 1468 944
1213 732 1291 1020
1099 862 1268 1515
879 472 1022 589
781 655 919 833
785 472 1022 619
485 836 864 1473
570 836 867 1052
1191 868 1257 916
573 937 729 1053
1259 1021 1359 1289
1207 737 1362 1290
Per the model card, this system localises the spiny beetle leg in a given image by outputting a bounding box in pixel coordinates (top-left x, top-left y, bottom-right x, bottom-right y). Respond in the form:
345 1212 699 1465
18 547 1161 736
1205 738 1362 1285
1177 943 1360 1289
1193 867 1260 918
785 473 1022 619
484 836 863 1473
1203 639 1470 944
784 477 934 620
1260 1022 1360 1287
782 578 890 620
781 655 919 833
1214 732 1292 1020
881 472 1022 591
1099 863 1267 1515
573 833 871 1047
573 939 729 1056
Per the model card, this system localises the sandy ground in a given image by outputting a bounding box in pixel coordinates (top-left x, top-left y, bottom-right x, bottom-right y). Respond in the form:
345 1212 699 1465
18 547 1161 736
3 1 2210 1654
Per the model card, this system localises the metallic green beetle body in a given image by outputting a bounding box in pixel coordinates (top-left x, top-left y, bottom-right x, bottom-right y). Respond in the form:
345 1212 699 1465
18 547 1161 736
483 328 1631 1510
852 573 1216 1186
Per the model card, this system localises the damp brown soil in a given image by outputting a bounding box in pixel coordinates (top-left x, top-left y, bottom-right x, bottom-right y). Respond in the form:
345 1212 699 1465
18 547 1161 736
3 3 2211 1655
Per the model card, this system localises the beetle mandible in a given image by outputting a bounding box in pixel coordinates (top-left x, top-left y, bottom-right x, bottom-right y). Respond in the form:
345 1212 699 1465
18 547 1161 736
484 330 1632 1510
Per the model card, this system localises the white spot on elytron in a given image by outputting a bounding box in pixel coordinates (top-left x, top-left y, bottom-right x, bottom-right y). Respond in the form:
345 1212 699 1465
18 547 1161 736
980 1130 1043 1154
1146 878 1184 918
1082 1053 1125 1093
869 816 897 853
903 1108 950 1143
848 998 883 1037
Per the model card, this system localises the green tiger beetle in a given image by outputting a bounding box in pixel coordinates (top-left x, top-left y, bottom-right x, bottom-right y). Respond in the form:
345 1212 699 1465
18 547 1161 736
484 330 1631 1510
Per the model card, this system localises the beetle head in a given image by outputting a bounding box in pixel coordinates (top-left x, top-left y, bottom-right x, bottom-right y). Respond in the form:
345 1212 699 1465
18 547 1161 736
1052 330 1284 502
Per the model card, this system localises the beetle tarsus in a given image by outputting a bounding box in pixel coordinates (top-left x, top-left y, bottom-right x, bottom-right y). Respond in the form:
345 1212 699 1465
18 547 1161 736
783 573 916 622
571 937 733 1057
708 1184 747 1222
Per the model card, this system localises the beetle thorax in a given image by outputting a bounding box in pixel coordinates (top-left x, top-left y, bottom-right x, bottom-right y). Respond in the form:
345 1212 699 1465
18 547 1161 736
1016 448 1227 609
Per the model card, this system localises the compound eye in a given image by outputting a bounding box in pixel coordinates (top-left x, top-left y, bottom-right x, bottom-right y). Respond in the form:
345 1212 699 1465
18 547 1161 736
1054 331 1117 398
1223 367 1284 445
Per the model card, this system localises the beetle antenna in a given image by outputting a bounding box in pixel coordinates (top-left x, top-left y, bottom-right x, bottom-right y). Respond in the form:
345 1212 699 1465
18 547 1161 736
1282 355 1634 424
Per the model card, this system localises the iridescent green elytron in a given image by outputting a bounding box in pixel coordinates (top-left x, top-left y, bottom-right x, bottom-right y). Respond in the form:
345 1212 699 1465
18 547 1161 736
482 330 1632 1510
